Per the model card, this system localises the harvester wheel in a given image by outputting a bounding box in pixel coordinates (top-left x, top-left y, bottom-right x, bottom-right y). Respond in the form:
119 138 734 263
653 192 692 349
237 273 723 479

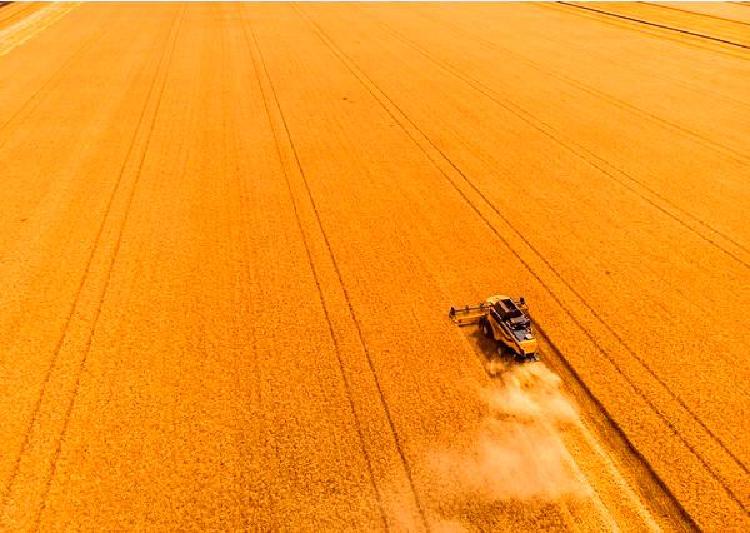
481 318 494 340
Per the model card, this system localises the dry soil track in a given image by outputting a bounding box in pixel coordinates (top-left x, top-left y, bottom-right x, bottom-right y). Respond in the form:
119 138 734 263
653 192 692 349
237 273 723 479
0 2 747 531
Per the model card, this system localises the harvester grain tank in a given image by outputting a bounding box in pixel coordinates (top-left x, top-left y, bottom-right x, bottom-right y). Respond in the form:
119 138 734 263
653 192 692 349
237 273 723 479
449 295 538 361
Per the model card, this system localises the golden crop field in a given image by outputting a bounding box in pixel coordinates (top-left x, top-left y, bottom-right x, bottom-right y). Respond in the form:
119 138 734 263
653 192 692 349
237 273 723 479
1 2 748 531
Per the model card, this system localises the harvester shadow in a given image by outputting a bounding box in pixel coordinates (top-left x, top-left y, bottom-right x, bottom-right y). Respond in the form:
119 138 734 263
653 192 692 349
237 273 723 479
467 328 515 379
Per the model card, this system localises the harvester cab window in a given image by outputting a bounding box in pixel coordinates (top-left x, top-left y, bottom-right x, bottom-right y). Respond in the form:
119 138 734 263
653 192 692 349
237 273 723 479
496 298 523 320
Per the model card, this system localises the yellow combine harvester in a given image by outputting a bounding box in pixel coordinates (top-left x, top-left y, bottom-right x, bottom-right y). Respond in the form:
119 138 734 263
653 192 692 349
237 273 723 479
449 295 538 361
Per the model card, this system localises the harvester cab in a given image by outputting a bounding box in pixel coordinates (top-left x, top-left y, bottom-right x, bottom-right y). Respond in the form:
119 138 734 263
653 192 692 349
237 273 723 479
449 295 539 361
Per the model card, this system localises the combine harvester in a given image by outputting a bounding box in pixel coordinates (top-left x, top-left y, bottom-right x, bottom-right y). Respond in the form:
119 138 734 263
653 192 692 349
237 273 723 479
449 295 538 362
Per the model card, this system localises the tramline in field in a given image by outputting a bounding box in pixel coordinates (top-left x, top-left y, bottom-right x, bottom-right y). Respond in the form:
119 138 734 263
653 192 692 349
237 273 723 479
449 295 538 362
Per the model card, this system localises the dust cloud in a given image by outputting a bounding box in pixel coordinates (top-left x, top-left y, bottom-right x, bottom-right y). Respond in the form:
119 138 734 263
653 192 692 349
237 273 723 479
428 362 591 505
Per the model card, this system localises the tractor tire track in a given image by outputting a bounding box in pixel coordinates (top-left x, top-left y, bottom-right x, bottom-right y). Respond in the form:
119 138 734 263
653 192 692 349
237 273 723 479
296 5 749 520
641 2 750 27
350 19 750 475
0 7 183 526
2 3 746 530
33 9 185 527
324 6 750 479
366 13 750 267
533 324 699 531
0 7 180 506
293 7 621 531
245 16 431 531
456 2 750 109
415 7 750 164
537 3 749 63
237 8 389 530
222 15 264 528
557 2 750 50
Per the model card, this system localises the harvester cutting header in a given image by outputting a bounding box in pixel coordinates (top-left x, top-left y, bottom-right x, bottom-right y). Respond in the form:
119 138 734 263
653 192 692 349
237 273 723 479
449 295 538 362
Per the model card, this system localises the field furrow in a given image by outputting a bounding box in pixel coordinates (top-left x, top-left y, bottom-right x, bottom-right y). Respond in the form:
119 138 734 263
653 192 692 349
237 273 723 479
562 1 750 47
